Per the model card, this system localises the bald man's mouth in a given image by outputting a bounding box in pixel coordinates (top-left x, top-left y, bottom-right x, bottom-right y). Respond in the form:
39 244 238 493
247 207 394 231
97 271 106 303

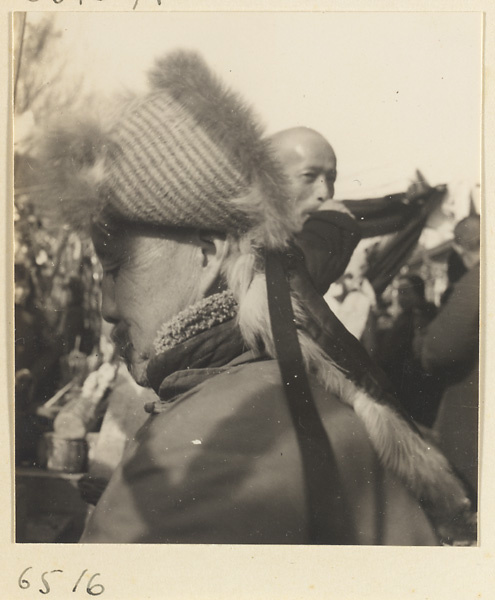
300 202 321 221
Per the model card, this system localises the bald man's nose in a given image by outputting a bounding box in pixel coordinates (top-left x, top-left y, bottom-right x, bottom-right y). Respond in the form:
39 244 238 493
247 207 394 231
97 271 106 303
316 176 334 201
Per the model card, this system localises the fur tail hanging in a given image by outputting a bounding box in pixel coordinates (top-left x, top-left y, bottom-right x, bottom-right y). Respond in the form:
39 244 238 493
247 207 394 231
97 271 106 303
292 292 473 532
223 248 473 536
301 336 471 518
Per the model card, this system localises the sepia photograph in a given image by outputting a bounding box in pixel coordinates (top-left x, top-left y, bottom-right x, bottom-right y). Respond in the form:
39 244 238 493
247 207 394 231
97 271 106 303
12 10 482 547
6 5 495 598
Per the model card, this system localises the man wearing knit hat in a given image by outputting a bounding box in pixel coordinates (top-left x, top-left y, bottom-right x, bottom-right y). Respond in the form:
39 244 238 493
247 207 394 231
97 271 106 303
40 51 473 544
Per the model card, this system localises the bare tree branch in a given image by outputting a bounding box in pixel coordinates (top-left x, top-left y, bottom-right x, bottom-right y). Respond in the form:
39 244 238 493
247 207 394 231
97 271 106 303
15 14 87 121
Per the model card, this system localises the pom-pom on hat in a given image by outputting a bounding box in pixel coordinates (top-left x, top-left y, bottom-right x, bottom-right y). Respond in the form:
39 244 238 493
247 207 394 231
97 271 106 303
38 50 298 249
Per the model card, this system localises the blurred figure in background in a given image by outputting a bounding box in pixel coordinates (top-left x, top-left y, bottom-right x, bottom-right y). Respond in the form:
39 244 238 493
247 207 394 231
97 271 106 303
57 277 89 354
323 250 377 352
415 214 480 498
15 263 59 464
57 276 95 387
15 264 47 393
440 246 468 306
377 273 441 426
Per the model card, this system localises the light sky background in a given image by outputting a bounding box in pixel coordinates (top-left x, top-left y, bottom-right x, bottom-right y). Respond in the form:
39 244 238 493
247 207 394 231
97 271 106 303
23 11 481 205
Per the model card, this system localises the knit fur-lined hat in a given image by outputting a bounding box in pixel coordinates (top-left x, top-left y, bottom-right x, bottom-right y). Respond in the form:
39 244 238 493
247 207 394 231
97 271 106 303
38 51 298 248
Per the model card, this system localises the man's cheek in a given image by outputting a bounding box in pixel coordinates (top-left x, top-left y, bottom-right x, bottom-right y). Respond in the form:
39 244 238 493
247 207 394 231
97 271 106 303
298 185 314 202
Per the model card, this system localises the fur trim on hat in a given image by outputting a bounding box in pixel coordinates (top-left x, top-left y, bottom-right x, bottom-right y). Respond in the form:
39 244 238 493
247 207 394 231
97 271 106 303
34 117 108 233
149 51 298 248
35 51 298 249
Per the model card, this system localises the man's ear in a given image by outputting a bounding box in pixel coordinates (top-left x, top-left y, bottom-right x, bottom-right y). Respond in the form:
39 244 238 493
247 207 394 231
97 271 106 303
196 231 230 296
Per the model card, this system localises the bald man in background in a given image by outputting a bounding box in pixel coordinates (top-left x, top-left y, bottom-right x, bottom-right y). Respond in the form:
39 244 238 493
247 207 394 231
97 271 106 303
269 127 361 294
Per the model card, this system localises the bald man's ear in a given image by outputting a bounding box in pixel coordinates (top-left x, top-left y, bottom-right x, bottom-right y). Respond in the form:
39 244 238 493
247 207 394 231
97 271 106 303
197 231 230 296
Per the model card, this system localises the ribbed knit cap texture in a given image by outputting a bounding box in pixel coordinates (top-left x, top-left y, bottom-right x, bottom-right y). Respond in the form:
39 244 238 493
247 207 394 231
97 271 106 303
104 92 252 233
94 50 297 247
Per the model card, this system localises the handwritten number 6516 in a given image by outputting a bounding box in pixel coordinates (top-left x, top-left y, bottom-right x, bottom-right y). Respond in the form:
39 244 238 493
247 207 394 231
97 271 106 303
18 567 105 595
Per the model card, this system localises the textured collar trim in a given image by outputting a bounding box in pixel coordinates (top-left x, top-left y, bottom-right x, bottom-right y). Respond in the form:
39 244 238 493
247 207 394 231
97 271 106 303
153 290 238 355
146 291 251 400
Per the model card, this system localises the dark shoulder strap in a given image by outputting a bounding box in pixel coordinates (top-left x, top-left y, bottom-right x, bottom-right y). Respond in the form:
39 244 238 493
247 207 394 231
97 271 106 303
265 250 354 545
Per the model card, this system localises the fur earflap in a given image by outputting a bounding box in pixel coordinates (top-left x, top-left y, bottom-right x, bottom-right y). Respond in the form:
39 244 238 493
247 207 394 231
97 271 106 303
34 117 107 233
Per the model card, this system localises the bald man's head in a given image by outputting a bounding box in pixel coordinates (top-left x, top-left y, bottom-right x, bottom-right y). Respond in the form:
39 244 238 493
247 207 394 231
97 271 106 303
270 127 337 223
